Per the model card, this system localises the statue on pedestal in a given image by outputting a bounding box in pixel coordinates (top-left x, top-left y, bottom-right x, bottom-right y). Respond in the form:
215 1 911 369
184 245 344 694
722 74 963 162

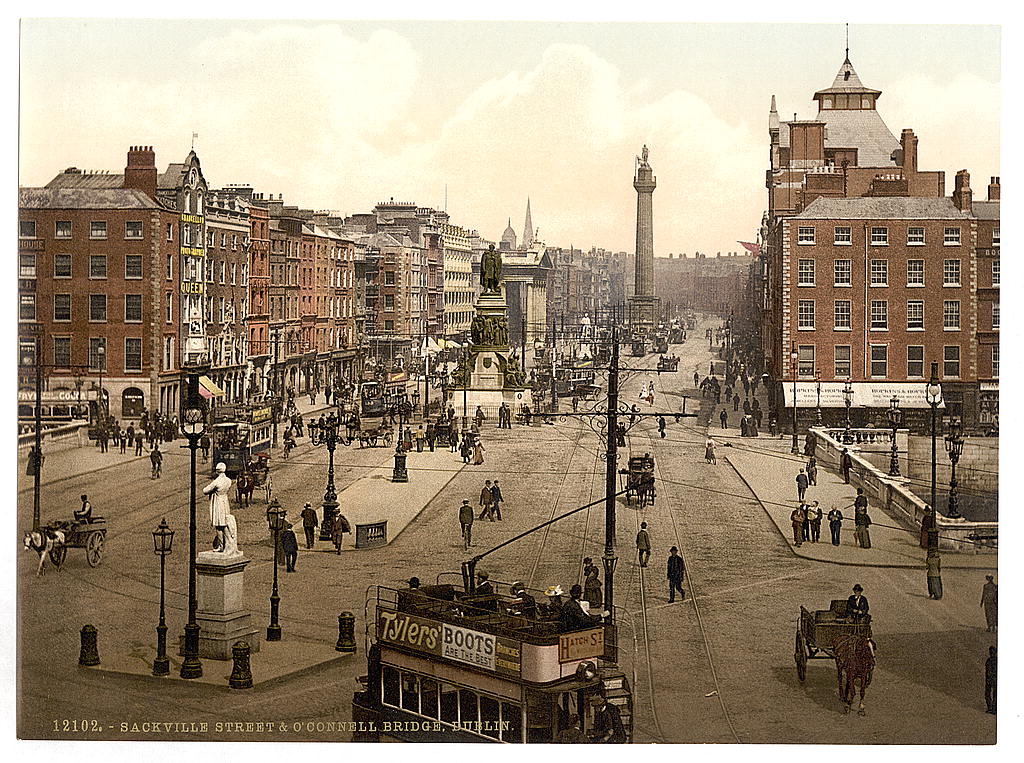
204 462 239 555
481 244 502 295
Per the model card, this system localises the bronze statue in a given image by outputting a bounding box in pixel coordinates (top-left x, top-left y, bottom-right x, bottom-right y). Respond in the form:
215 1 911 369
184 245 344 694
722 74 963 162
481 244 502 294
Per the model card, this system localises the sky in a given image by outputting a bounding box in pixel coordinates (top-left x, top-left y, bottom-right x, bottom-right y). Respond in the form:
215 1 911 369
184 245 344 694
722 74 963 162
18 19 1001 256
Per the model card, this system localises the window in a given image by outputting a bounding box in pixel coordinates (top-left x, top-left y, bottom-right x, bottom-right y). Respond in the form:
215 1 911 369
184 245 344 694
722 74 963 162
835 345 851 377
798 259 815 286
944 227 961 246
798 345 815 377
870 345 888 377
89 294 107 322
870 300 888 330
90 255 107 279
55 220 72 238
166 292 173 324
54 253 72 278
166 254 174 280
992 345 999 378
907 300 924 330
20 339 37 369
125 338 143 371
89 338 107 372
834 300 852 329
384 271 396 285
870 259 888 286
125 294 143 322
20 220 36 238
992 260 1000 286
53 337 71 368
907 346 925 378
231 264 237 285
992 303 999 330
907 260 924 286
908 227 925 245
943 345 960 377
384 319 395 332
163 336 174 371
943 259 961 286
943 300 961 330
88 220 108 239
870 227 888 246
798 300 815 329
19 254 36 278
54 294 71 322
232 234 238 250
834 259 851 286
834 226 852 245
220 261 226 284
125 221 144 239
993 227 1000 247
221 233 227 248
20 294 36 321
798 226 816 244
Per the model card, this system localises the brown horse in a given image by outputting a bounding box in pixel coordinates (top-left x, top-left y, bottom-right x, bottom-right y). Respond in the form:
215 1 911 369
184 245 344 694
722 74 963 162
834 635 876 715
235 471 256 507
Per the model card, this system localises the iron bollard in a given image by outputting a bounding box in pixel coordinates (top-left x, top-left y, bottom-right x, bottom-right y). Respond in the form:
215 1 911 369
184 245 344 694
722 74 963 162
392 447 408 483
229 641 253 689
336 612 356 653
79 624 100 666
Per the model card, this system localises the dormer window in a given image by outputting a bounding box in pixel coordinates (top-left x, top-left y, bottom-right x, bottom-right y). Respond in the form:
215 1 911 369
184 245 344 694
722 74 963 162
823 97 833 109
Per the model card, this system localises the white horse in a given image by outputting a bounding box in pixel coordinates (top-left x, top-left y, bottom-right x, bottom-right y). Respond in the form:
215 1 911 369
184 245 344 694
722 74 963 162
23 529 66 576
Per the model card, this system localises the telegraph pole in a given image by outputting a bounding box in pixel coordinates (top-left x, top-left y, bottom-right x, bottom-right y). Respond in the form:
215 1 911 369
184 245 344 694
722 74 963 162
603 314 620 621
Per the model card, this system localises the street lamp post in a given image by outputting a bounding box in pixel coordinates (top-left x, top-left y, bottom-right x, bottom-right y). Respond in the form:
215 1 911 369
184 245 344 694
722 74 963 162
925 363 943 545
842 380 854 445
266 498 286 641
815 371 823 427
320 416 339 542
790 345 799 454
151 518 174 676
97 344 106 425
944 419 965 520
887 395 902 477
179 367 208 679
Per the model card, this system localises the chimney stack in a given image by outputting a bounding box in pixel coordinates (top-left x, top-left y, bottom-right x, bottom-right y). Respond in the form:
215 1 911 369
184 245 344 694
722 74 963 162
123 145 157 200
900 129 918 173
952 169 973 213
988 176 1000 201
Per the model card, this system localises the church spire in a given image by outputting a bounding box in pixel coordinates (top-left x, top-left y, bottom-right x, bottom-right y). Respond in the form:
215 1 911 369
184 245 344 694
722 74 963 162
523 198 534 249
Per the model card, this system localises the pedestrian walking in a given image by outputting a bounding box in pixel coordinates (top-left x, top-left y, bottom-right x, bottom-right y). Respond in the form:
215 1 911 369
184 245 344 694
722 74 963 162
636 522 651 567
200 432 210 461
841 448 853 484
693 371 700 388
414 425 425 453
919 505 936 549
657 415 666 438
720 409 728 429
704 437 717 465
282 525 299 572
742 398 751 416
451 428 460 453
981 575 997 632
474 405 486 429
460 434 472 463
732 393 740 412
472 439 485 465
985 646 997 714
490 480 504 520
796 468 809 501
807 501 822 542
118 427 127 454
300 502 319 549
806 456 818 486
426 423 436 452
150 446 163 479
790 504 806 546
827 506 844 546
854 498 872 549
754 407 763 429
478 480 496 521
332 511 351 554
667 546 686 602
459 499 474 549
583 566 603 609
926 548 942 599
134 431 144 456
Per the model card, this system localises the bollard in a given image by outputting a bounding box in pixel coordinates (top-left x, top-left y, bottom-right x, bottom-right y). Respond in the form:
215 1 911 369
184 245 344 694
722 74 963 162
79 624 100 666
392 448 408 483
336 612 356 653
228 641 253 689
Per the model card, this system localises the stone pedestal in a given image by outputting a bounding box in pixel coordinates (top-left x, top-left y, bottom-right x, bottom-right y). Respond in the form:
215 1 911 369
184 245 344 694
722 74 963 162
195 551 260 660
456 291 528 415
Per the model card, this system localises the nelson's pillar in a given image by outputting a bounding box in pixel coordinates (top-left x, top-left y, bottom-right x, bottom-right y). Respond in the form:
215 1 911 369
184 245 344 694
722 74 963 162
629 145 659 333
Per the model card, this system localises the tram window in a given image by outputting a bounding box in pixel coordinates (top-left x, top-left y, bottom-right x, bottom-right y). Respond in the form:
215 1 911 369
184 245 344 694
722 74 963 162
420 678 439 719
501 702 523 744
18 404 32 418
439 683 459 724
381 665 400 707
401 674 419 713
52 405 70 419
479 696 500 739
459 689 478 725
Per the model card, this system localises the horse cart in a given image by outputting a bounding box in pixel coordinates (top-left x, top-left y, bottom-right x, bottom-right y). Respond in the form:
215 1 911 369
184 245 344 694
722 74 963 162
236 453 273 506
47 517 107 569
657 355 679 372
357 415 394 448
795 600 876 714
620 454 656 508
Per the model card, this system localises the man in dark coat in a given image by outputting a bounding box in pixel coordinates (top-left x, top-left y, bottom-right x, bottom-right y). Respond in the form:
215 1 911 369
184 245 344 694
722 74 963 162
981 575 997 632
828 506 844 546
281 525 299 572
796 468 809 501
490 480 504 520
846 584 870 621
667 546 685 602
841 448 853 484
459 500 474 549
636 522 651 567
719 409 728 429
559 585 597 632
300 502 319 549
589 695 626 743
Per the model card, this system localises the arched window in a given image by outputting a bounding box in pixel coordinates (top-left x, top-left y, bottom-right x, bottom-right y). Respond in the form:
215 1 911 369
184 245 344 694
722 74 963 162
122 387 145 418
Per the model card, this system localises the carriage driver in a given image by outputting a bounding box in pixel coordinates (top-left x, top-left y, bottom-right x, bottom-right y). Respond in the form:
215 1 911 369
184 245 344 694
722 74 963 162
845 584 870 622
203 463 233 551
74 494 92 523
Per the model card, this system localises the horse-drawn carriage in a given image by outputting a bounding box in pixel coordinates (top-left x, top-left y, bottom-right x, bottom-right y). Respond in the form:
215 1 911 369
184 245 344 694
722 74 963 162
235 453 273 506
24 517 107 574
795 601 876 714
619 453 656 508
657 355 679 373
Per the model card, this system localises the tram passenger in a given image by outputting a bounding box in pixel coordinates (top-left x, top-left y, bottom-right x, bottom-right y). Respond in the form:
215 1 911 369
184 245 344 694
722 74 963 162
475 572 494 596
508 581 537 619
589 695 626 743
560 585 599 632
541 585 565 619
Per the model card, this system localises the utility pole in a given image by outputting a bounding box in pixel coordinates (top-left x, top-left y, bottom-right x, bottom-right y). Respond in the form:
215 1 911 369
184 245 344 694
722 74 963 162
603 314 620 622
272 330 280 448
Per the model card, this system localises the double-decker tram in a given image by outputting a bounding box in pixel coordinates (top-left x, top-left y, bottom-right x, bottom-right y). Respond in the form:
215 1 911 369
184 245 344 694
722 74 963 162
353 572 634 743
210 403 273 477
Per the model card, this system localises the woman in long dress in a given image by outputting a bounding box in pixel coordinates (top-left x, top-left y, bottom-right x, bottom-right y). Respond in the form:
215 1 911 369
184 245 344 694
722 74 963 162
472 440 485 465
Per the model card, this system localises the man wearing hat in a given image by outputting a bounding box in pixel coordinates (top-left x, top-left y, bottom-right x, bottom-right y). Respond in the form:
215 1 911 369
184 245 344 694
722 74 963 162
475 572 494 596
509 581 537 618
300 502 319 550
981 575 997 632
203 463 233 552
407 577 421 589
846 584 869 622
559 585 597 632
459 499 474 549
589 695 626 743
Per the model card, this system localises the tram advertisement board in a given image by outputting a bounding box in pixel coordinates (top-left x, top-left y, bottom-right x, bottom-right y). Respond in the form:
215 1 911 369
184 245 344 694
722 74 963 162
377 608 521 677
558 628 605 662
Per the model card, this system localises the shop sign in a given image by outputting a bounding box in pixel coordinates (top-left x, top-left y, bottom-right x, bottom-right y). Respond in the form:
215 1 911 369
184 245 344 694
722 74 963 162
250 407 273 424
180 246 205 258
558 628 604 663
180 281 205 295
180 213 204 225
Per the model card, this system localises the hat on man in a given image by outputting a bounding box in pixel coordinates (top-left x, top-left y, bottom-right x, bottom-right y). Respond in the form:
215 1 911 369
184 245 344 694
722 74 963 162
304 502 312 508
570 584 583 597
852 584 863 592
477 572 489 581
985 575 994 581
408 577 420 588
216 462 227 472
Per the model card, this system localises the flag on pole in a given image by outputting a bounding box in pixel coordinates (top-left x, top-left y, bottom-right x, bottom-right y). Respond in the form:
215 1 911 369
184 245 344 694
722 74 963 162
737 241 761 256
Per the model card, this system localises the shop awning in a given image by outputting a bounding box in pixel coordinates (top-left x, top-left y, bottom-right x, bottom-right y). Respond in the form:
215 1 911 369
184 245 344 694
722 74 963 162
198 375 225 399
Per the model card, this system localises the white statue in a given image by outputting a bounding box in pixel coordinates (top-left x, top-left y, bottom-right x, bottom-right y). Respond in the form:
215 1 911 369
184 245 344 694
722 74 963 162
203 462 238 554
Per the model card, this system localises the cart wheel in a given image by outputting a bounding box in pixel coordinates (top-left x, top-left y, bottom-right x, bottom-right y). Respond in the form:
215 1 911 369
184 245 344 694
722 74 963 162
369 436 378 447
795 631 807 682
49 545 67 569
86 532 105 568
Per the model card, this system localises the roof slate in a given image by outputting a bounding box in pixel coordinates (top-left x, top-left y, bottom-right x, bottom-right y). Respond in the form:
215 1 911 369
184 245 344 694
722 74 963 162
795 196 971 220
20 187 158 210
973 200 1001 221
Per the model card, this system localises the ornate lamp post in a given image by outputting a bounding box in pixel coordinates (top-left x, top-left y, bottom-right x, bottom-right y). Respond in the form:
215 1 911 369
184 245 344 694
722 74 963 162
319 416 339 542
925 363 943 532
887 395 902 476
790 345 799 455
179 367 208 679
842 380 854 445
944 419 965 520
265 498 286 641
151 518 174 676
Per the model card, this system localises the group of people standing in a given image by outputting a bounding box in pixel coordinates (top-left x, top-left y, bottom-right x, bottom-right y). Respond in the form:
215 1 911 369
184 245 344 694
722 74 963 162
459 480 507 548
789 456 871 549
